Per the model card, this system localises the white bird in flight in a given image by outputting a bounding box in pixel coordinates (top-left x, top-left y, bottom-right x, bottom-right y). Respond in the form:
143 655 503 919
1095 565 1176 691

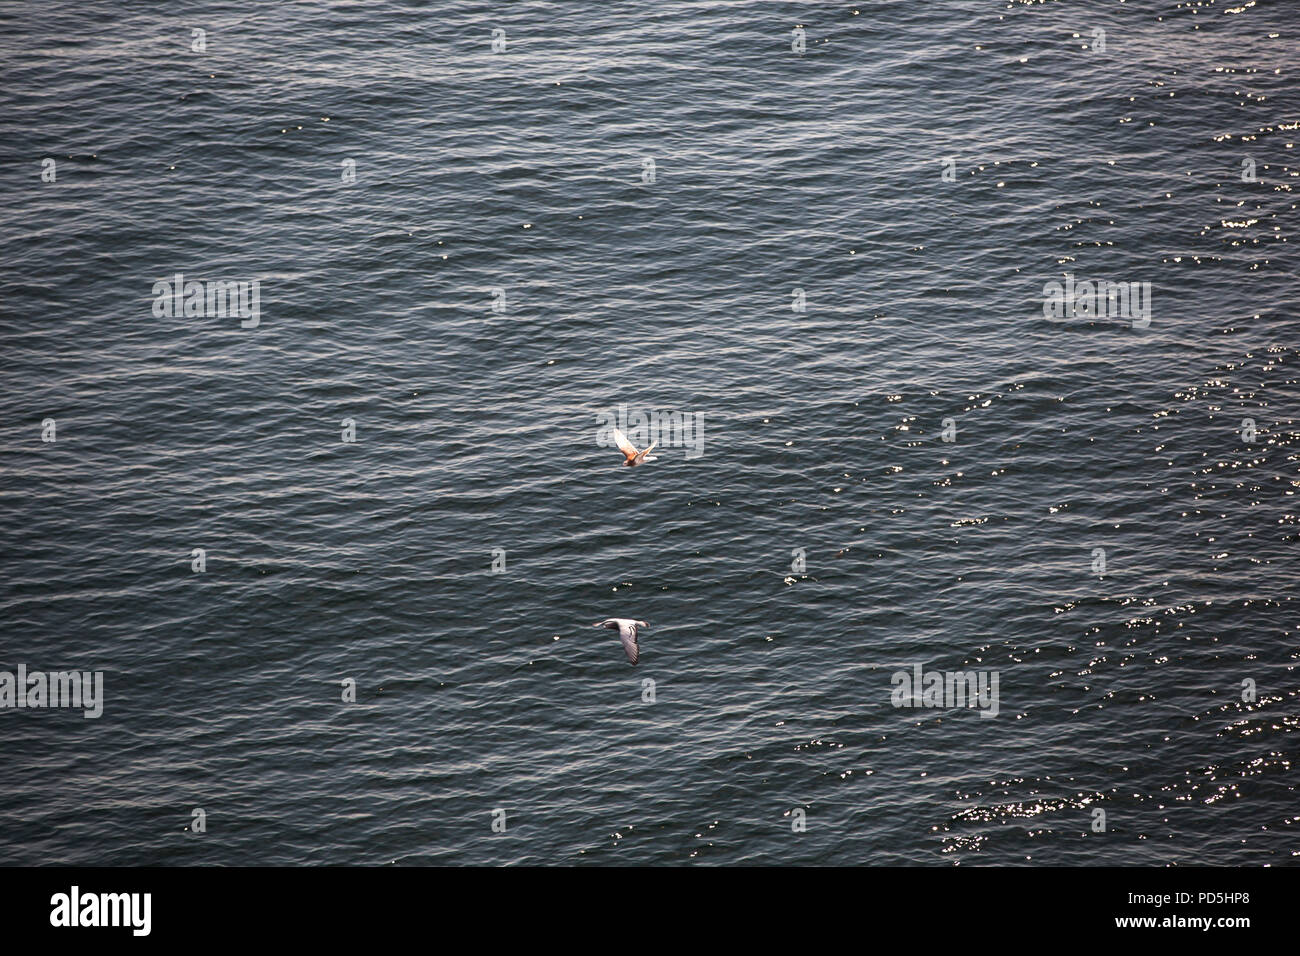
612 428 658 467
592 618 649 665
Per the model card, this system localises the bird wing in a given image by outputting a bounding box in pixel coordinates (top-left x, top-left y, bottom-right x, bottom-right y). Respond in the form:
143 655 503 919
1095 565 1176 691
618 622 639 665
612 428 639 461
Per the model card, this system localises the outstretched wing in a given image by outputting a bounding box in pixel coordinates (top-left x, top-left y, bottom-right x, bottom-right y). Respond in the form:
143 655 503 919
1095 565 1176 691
612 428 639 462
618 622 639 665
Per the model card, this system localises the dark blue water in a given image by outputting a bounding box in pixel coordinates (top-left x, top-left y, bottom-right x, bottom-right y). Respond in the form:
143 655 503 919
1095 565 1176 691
1 0 1297 865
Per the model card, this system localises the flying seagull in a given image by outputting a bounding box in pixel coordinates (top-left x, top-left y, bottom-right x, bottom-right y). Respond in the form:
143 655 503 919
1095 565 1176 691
612 428 658 467
592 618 649 665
